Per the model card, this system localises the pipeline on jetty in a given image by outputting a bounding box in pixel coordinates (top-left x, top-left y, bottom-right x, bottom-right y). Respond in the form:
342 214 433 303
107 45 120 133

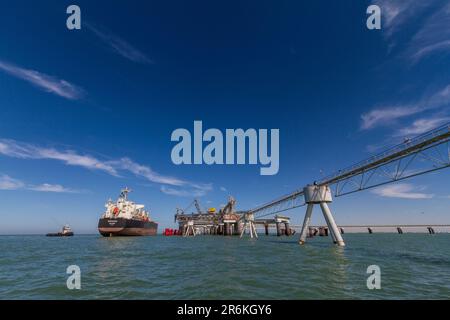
172 123 450 243
172 197 450 237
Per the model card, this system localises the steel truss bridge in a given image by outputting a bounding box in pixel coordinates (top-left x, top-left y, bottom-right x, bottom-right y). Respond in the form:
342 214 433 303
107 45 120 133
249 123 450 222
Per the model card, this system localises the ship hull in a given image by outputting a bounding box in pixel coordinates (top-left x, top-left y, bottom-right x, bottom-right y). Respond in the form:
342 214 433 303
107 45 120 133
98 218 158 237
46 232 74 237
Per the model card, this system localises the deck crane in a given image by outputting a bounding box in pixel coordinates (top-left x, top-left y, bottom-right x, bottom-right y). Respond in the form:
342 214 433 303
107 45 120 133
194 199 203 215
174 199 203 222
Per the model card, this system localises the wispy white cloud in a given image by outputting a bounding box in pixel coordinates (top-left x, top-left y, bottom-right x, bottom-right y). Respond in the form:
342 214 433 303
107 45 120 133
366 114 450 155
160 184 212 197
373 1 450 63
394 116 450 137
0 139 117 176
112 157 213 196
361 85 450 130
0 138 211 197
374 0 410 35
372 183 434 199
0 175 25 190
28 183 79 193
0 60 84 100
407 2 450 64
0 175 78 193
160 186 191 197
373 0 434 37
109 158 184 186
361 106 421 130
86 24 153 65
220 186 227 192
411 40 450 63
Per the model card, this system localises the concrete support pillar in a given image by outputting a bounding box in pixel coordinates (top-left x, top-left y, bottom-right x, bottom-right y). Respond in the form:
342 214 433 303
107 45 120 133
252 222 258 238
235 222 243 236
228 223 233 236
276 222 281 236
307 227 316 238
322 210 337 243
184 221 195 237
224 223 230 236
299 185 345 246
264 224 269 236
240 213 258 239
299 203 314 244
284 222 290 236
320 202 345 247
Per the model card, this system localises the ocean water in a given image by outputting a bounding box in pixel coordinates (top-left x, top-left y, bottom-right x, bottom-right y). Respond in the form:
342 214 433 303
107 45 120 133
1 234 450 299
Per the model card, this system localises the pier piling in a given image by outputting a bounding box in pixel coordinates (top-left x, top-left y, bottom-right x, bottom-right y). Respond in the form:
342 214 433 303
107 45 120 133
276 222 281 236
298 185 345 246
284 222 290 236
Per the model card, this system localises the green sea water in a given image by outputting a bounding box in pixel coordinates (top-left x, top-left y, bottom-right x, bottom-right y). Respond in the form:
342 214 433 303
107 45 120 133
1 234 449 299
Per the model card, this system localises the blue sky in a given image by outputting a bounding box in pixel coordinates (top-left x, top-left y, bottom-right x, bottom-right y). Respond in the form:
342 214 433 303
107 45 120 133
1 0 449 234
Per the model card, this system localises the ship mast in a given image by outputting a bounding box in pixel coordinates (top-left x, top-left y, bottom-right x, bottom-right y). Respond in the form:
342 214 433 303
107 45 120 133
120 187 132 200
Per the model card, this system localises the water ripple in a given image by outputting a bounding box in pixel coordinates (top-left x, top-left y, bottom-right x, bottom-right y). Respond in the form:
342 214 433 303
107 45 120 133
1 234 450 299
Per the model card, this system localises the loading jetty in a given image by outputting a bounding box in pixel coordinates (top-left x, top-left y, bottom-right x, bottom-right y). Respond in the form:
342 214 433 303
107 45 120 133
173 197 450 238
172 124 450 242
174 197 296 237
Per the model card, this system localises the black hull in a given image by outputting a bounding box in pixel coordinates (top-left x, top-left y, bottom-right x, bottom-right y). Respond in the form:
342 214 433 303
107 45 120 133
98 218 158 237
46 232 74 237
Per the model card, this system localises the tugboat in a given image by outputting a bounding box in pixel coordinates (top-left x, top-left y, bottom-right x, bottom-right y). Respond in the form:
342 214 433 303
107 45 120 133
46 225 74 237
98 188 158 237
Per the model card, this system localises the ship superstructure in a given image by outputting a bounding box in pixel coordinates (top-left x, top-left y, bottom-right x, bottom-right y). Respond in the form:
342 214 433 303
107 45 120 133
102 188 150 221
46 224 74 237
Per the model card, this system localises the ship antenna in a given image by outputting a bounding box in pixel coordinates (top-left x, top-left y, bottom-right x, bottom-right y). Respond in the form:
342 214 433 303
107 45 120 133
120 187 132 200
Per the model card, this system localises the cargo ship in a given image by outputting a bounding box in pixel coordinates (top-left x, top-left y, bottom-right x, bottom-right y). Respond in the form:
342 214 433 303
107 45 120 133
98 188 158 237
